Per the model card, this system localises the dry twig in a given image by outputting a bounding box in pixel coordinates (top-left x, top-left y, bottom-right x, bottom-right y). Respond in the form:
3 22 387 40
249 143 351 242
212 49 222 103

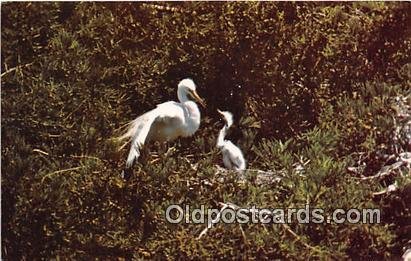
41 166 84 183
1 62 34 77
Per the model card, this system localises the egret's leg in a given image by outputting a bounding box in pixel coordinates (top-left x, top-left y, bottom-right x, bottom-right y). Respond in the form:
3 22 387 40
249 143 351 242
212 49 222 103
160 142 167 157
152 141 166 159
165 146 176 157
121 168 133 181
157 141 175 159
121 154 135 180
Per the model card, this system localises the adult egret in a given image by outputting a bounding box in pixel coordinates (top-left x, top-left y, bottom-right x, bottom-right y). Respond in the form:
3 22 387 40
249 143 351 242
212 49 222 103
118 78 205 169
216 109 246 171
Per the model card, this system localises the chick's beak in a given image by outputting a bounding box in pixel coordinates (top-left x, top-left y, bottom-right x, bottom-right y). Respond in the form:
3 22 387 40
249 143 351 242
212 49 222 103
192 90 206 108
217 109 223 115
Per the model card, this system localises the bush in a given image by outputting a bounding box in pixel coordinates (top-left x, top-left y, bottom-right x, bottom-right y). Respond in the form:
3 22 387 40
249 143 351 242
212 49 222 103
2 2 410 259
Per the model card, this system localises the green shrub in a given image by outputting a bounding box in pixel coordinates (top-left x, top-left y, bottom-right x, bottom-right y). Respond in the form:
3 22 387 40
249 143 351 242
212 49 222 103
2 2 410 259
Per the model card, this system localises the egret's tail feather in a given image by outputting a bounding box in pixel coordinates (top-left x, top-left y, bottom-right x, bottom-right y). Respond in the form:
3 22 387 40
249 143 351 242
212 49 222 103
115 113 147 151
113 119 135 133
117 118 139 141
126 145 140 168
118 139 131 151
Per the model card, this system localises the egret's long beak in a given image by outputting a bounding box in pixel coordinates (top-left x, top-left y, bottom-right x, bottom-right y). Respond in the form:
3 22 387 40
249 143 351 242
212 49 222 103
217 109 223 115
191 90 206 108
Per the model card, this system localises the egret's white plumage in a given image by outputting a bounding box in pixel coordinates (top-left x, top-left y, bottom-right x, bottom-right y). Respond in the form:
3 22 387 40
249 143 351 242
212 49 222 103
118 78 205 168
216 109 246 171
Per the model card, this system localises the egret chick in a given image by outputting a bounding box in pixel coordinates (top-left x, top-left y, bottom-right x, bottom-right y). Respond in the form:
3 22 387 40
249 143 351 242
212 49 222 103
216 109 246 171
118 78 205 168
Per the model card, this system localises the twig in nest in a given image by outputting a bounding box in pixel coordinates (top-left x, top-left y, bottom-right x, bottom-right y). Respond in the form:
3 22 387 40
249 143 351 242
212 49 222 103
213 166 283 185
372 182 399 196
361 161 405 180
183 157 198 171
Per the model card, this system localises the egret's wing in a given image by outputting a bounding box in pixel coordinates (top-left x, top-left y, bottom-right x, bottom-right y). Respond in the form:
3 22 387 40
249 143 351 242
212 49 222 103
125 101 184 168
231 144 246 170
118 102 182 145
233 153 246 170
156 101 184 118
222 141 246 171
150 101 186 140
126 111 157 168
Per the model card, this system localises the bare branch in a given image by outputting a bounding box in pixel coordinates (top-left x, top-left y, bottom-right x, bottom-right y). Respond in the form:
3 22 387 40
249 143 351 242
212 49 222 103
140 3 185 14
1 62 34 78
33 148 49 156
41 166 84 183
361 161 405 180
197 203 229 240
372 183 399 196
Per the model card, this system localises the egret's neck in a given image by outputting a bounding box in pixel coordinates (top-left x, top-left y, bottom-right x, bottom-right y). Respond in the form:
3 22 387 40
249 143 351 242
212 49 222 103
182 101 201 136
217 125 228 148
177 88 189 103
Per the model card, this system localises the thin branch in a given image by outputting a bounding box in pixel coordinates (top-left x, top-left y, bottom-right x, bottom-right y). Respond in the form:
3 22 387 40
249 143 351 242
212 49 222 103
361 161 405 180
1 62 34 78
197 203 229 240
282 223 320 252
372 183 399 196
69 155 104 162
47 134 61 138
63 99 87 121
239 224 249 246
140 3 185 13
213 167 284 185
33 148 49 156
41 166 83 183
33 148 104 162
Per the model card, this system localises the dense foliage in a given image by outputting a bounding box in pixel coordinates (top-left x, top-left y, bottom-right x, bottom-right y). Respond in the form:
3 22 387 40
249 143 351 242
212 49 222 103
2 2 410 259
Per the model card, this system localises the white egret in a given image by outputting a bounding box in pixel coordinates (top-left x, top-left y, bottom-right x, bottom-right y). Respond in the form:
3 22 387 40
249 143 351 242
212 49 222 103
216 109 246 171
117 78 205 168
